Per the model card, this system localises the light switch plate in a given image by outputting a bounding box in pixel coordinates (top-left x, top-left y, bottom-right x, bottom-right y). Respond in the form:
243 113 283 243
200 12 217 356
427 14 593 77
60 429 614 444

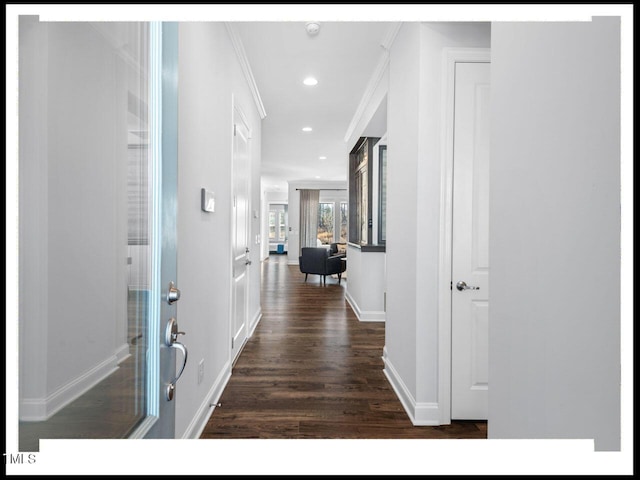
201 188 215 212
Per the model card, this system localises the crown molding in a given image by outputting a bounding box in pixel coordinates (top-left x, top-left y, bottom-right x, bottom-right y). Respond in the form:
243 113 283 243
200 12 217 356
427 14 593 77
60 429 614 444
381 21 402 51
225 22 267 119
343 22 401 144
343 50 389 143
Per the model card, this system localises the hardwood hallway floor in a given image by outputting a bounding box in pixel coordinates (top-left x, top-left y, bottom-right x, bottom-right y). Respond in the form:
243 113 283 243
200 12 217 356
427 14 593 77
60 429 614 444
200 254 486 439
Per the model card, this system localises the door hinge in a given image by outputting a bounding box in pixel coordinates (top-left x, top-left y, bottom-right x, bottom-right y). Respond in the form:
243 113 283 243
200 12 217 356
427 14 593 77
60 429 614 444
233 124 237 136
450 281 453 291
231 338 234 349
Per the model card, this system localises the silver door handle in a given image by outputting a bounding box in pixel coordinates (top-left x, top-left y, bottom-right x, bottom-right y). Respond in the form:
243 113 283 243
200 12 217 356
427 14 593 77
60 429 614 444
167 281 181 304
166 342 188 401
456 281 480 291
165 317 188 401
170 342 188 384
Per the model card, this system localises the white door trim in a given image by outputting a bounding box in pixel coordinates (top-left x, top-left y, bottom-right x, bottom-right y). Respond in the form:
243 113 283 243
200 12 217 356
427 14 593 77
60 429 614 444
437 47 490 425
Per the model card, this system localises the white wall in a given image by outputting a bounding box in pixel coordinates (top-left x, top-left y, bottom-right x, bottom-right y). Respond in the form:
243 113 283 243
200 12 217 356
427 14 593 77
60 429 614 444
286 180 347 265
384 23 421 404
345 63 389 150
344 57 388 325
175 22 262 438
489 18 620 451
384 22 490 423
19 19 131 420
344 245 386 322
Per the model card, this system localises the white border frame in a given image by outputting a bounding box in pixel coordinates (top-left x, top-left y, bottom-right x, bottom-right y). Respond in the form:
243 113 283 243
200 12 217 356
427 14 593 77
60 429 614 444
438 47 491 425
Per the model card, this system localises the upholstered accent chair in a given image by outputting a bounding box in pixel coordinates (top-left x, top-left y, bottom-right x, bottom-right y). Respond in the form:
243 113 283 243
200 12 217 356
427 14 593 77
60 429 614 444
299 247 347 285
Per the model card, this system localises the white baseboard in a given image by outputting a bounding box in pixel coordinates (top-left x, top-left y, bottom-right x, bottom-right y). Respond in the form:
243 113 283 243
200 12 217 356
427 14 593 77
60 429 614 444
248 308 262 337
181 361 232 439
382 347 440 426
345 289 386 322
114 342 131 364
20 353 119 421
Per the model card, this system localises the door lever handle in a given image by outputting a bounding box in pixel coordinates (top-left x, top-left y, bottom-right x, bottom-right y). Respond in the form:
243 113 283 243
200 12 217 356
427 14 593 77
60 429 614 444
456 281 480 291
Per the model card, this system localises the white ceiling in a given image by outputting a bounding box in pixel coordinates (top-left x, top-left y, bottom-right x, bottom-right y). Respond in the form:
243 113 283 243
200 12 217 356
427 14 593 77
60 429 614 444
233 21 391 193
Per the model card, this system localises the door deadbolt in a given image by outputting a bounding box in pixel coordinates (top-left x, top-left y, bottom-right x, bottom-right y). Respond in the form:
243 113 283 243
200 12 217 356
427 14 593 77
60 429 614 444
167 281 181 304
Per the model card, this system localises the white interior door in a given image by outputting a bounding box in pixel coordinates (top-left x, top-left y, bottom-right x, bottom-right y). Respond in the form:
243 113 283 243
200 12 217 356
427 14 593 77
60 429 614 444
451 61 490 420
231 106 251 364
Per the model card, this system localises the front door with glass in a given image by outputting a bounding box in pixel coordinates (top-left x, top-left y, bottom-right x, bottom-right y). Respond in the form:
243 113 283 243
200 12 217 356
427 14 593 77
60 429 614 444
18 19 181 449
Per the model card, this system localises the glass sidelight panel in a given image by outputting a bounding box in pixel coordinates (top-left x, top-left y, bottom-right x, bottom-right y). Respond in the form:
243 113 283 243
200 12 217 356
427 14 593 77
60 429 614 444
18 19 156 450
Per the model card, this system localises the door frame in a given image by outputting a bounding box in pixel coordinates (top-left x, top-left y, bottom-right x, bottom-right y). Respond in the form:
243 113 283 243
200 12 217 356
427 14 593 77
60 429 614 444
229 96 252 365
437 47 491 425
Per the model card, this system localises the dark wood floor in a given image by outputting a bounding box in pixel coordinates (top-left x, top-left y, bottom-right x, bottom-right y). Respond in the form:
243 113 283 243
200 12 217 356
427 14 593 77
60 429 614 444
200 254 487 439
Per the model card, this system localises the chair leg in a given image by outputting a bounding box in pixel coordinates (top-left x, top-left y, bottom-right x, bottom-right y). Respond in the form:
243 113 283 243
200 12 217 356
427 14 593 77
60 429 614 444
338 273 342 284
304 273 308 282
323 275 326 285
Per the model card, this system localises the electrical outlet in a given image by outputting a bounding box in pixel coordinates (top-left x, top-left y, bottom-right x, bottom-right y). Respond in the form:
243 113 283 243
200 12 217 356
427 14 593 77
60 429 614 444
198 359 205 385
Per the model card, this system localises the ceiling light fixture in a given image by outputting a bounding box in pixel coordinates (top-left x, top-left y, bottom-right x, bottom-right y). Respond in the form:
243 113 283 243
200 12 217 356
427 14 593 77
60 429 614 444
319 156 327 160
303 77 318 86
302 127 312 132
305 22 321 36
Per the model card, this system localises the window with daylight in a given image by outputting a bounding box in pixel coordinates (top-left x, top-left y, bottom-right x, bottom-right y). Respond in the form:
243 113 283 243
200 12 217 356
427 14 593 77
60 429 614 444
317 202 335 245
268 211 276 240
278 211 286 241
340 202 348 243
268 204 288 245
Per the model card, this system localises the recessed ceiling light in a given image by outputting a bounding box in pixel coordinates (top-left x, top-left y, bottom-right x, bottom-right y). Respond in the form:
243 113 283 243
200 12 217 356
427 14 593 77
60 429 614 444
303 77 318 86
319 156 327 160
302 127 312 132
315 176 321 179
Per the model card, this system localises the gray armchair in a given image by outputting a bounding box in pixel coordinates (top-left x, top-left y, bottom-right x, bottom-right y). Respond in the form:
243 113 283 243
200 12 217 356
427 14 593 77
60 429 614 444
299 247 346 285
